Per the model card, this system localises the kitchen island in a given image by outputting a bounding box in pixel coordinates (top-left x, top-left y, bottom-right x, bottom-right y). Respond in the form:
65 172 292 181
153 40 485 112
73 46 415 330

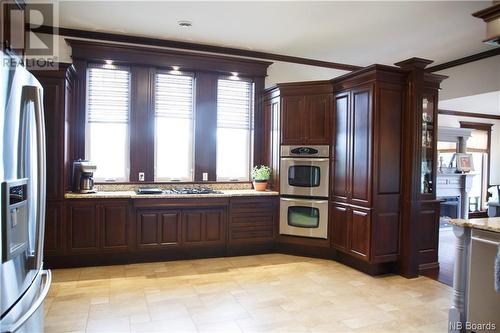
448 217 500 333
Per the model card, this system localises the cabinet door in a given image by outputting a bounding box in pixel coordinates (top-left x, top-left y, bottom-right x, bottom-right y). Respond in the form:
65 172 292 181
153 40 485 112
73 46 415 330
160 212 181 245
416 201 440 268
182 209 226 245
349 207 371 261
183 211 204 243
330 203 348 252
281 96 305 144
101 203 128 250
205 210 225 243
350 87 372 207
332 93 350 202
41 78 65 200
305 94 330 144
67 203 99 252
44 202 62 255
137 212 159 248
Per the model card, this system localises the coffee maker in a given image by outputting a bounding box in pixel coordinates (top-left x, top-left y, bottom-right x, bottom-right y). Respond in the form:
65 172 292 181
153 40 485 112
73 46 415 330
72 160 97 193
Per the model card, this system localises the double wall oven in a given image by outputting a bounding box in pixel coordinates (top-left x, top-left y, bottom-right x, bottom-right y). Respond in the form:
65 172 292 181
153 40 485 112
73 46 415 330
279 145 329 239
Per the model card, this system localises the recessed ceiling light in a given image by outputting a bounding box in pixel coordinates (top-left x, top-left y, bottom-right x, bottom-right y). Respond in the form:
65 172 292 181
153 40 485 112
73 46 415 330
178 20 192 28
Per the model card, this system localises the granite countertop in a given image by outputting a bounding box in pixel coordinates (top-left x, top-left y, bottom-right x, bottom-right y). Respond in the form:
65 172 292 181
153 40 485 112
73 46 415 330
449 217 500 233
64 189 279 199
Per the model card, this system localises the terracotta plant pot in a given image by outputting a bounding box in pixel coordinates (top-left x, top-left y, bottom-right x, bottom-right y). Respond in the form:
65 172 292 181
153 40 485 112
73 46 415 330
253 180 268 191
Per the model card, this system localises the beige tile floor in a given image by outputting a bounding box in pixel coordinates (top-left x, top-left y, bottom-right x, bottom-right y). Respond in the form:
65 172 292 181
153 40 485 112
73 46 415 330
44 254 451 333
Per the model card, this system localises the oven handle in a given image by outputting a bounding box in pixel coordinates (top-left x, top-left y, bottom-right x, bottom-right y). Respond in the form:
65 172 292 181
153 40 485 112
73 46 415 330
280 197 328 204
471 236 500 246
280 158 329 162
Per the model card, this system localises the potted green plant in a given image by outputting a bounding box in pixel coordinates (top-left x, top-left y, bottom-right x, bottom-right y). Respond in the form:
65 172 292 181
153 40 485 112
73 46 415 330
251 165 271 191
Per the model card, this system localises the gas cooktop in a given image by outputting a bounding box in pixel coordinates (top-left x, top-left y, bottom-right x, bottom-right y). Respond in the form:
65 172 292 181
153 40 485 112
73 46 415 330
164 188 223 195
136 187 223 195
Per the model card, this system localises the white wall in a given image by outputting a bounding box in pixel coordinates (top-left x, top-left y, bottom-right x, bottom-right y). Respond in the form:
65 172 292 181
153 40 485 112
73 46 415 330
437 55 500 184
265 62 347 87
436 54 500 101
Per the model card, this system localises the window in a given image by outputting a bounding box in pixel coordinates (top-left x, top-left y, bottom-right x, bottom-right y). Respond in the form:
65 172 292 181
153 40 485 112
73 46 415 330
216 78 254 181
154 73 194 181
465 129 490 211
86 64 131 181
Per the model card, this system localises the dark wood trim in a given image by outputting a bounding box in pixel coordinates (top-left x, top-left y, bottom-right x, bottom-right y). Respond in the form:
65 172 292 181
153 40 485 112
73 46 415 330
28 24 362 72
427 48 500 72
472 3 500 21
67 39 271 78
439 109 500 120
459 121 494 131
194 72 218 182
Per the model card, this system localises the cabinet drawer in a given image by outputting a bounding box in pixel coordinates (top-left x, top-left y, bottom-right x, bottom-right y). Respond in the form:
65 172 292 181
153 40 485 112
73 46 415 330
231 226 274 240
231 201 275 215
231 215 274 228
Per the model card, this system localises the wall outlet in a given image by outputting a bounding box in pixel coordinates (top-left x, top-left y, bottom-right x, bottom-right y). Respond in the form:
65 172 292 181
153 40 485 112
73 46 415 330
138 172 145 181
202 172 208 181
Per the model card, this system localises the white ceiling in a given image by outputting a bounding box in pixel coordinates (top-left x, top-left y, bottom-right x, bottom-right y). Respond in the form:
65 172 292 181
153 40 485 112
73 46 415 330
54 1 497 67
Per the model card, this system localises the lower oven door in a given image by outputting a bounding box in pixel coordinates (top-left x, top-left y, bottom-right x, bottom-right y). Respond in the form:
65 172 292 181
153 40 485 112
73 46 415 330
280 158 329 198
280 197 328 239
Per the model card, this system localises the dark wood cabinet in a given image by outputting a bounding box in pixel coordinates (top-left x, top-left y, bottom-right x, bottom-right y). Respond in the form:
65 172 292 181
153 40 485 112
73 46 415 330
101 204 129 250
281 96 305 144
265 82 332 146
331 66 405 265
332 92 350 202
305 94 330 144
330 203 348 252
66 200 129 254
228 197 277 254
44 202 62 255
349 207 371 260
136 210 181 249
34 64 76 201
332 85 372 206
415 201 440 270
67 202 99 252
183 209 226 245
331 203 371 261
135 202 226 250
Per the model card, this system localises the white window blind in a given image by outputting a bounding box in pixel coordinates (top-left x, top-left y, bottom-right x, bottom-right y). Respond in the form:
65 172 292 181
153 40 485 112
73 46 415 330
216 78 254 181
154 73 194 181
86 64 131 181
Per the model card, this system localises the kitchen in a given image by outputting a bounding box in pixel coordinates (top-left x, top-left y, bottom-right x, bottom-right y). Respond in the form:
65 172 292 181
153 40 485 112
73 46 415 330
1 1 500 333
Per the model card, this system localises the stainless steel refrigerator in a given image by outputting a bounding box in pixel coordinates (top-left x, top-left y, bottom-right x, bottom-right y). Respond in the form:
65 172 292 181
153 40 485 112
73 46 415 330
0 50 51 332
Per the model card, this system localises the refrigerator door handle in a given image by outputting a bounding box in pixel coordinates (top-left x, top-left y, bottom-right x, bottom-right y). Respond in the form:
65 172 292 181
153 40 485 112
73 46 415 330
18 86 46 269
4 270 51 333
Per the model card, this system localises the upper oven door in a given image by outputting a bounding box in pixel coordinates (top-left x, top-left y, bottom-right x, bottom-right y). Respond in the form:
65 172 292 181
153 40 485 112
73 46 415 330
280 158 329 198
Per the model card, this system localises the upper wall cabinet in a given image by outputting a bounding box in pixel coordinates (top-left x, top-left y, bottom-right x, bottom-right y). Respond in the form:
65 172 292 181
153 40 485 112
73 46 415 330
265 82 332 145
34 64 77 200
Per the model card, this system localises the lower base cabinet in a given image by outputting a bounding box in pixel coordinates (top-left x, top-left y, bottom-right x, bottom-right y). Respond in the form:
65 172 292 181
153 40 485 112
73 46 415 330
416 200 440 270
66 200 129 254
331 203 371 261
228 197 278 254
135 208 226 249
